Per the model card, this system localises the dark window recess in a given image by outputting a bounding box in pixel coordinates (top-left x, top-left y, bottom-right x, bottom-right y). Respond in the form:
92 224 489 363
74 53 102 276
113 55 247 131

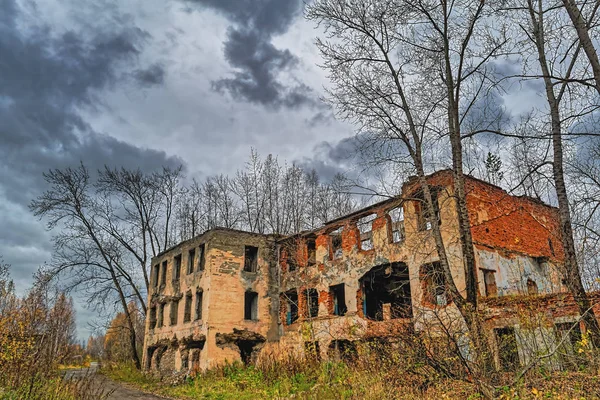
415 188 441 231
389 206 405 243
527 278 538 295
555 322 582 367
149 307 157 329
307 239 316 266
304 341 321 361
283 290 298 325
330 284 347 316
358 214 376 251
195 290 203 320
360 263 412 320
496 327 519 371
421 262 447 306
244 246 258 272
328 340 357 363
305 288 319 318
330 228 343 260
160 261 167 286
198 244 206 271
170 299 179 326
482 269 497 297
187 249 195 274
184 292 192 322
285 245 298 272
158 303 165 327
244 291 259 321
153 264 160 288
173 254 182 281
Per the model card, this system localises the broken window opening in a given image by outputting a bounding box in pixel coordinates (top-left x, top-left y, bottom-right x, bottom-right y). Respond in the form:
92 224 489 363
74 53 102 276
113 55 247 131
307 238 316 266
360 262 412 320
415 188 441 231
527 278 538 295
389 206 405 243
195 290 203 320
358 214 376 251
173 254 182 282
283 290 298 325
495 327 519 371
330 228 343 260
187 248 195 274
329 284 347 316
153 264 160 288
160 261 167 286
328 340 357 362
421 262 448 307
305 288 319 319
184 292 192 322
158 303 165 327
244 246 259 272
244 291 259 321
149 306 157 329
304 341 321 361
198 244 206 272
282 245 297 272
482 269 497 297
215 330 265 366
170 299 179 326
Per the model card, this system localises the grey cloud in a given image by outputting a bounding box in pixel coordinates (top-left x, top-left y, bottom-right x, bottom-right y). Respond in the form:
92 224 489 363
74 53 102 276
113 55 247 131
0 0 182 312
133 63 166 86
186 0 313 108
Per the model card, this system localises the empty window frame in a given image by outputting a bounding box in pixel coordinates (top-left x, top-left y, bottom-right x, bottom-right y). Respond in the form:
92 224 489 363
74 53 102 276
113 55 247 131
527 278 538 295
244 246 259 272
421 262 448 306
149 306 157 329
198 244 206 272
160 261 167 286
555 321 582 367
388 206 405 243
195 290 203 320
153 264 160 288
170 299 179 326
330 228 343 260
283 290 298 325
158 303 165 327
360 263 412 320
184 292 192 322
415 188 441 231
495 327 519 371
244 291 259 321
482 269 497 297
305 288 319 318
187 248 195 274
329 284 347 316
173 254 182 281
358 214 376 251
307 238 316 266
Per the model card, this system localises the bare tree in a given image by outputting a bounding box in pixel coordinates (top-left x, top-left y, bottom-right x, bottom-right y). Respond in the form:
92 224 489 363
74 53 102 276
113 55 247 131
505 0 600 346
30 165 143 369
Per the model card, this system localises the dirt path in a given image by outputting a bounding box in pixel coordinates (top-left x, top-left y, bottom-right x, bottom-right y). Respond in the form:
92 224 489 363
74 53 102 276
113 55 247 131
64 363 170 400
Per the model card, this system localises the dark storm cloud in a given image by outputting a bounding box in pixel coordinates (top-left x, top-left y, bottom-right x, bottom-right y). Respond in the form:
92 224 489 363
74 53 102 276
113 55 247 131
0 0 180 194
133 63 166 86
0 0 182 297
186 0 314 108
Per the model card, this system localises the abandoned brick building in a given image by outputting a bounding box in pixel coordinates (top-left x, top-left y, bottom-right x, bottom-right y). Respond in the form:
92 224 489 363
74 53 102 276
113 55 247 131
143 170 592 375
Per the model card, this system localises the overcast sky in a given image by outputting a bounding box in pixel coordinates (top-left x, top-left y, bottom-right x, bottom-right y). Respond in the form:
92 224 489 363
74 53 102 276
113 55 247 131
0 0 358 340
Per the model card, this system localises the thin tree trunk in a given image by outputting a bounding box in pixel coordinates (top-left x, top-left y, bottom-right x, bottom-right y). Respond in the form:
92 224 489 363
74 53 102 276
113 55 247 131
530 0 600 348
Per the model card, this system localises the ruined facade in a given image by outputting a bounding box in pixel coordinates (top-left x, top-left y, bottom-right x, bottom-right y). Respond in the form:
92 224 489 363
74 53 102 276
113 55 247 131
143 170 593 375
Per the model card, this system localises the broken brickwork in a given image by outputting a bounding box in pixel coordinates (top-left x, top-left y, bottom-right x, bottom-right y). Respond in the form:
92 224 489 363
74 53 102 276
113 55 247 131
143 170 590 375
